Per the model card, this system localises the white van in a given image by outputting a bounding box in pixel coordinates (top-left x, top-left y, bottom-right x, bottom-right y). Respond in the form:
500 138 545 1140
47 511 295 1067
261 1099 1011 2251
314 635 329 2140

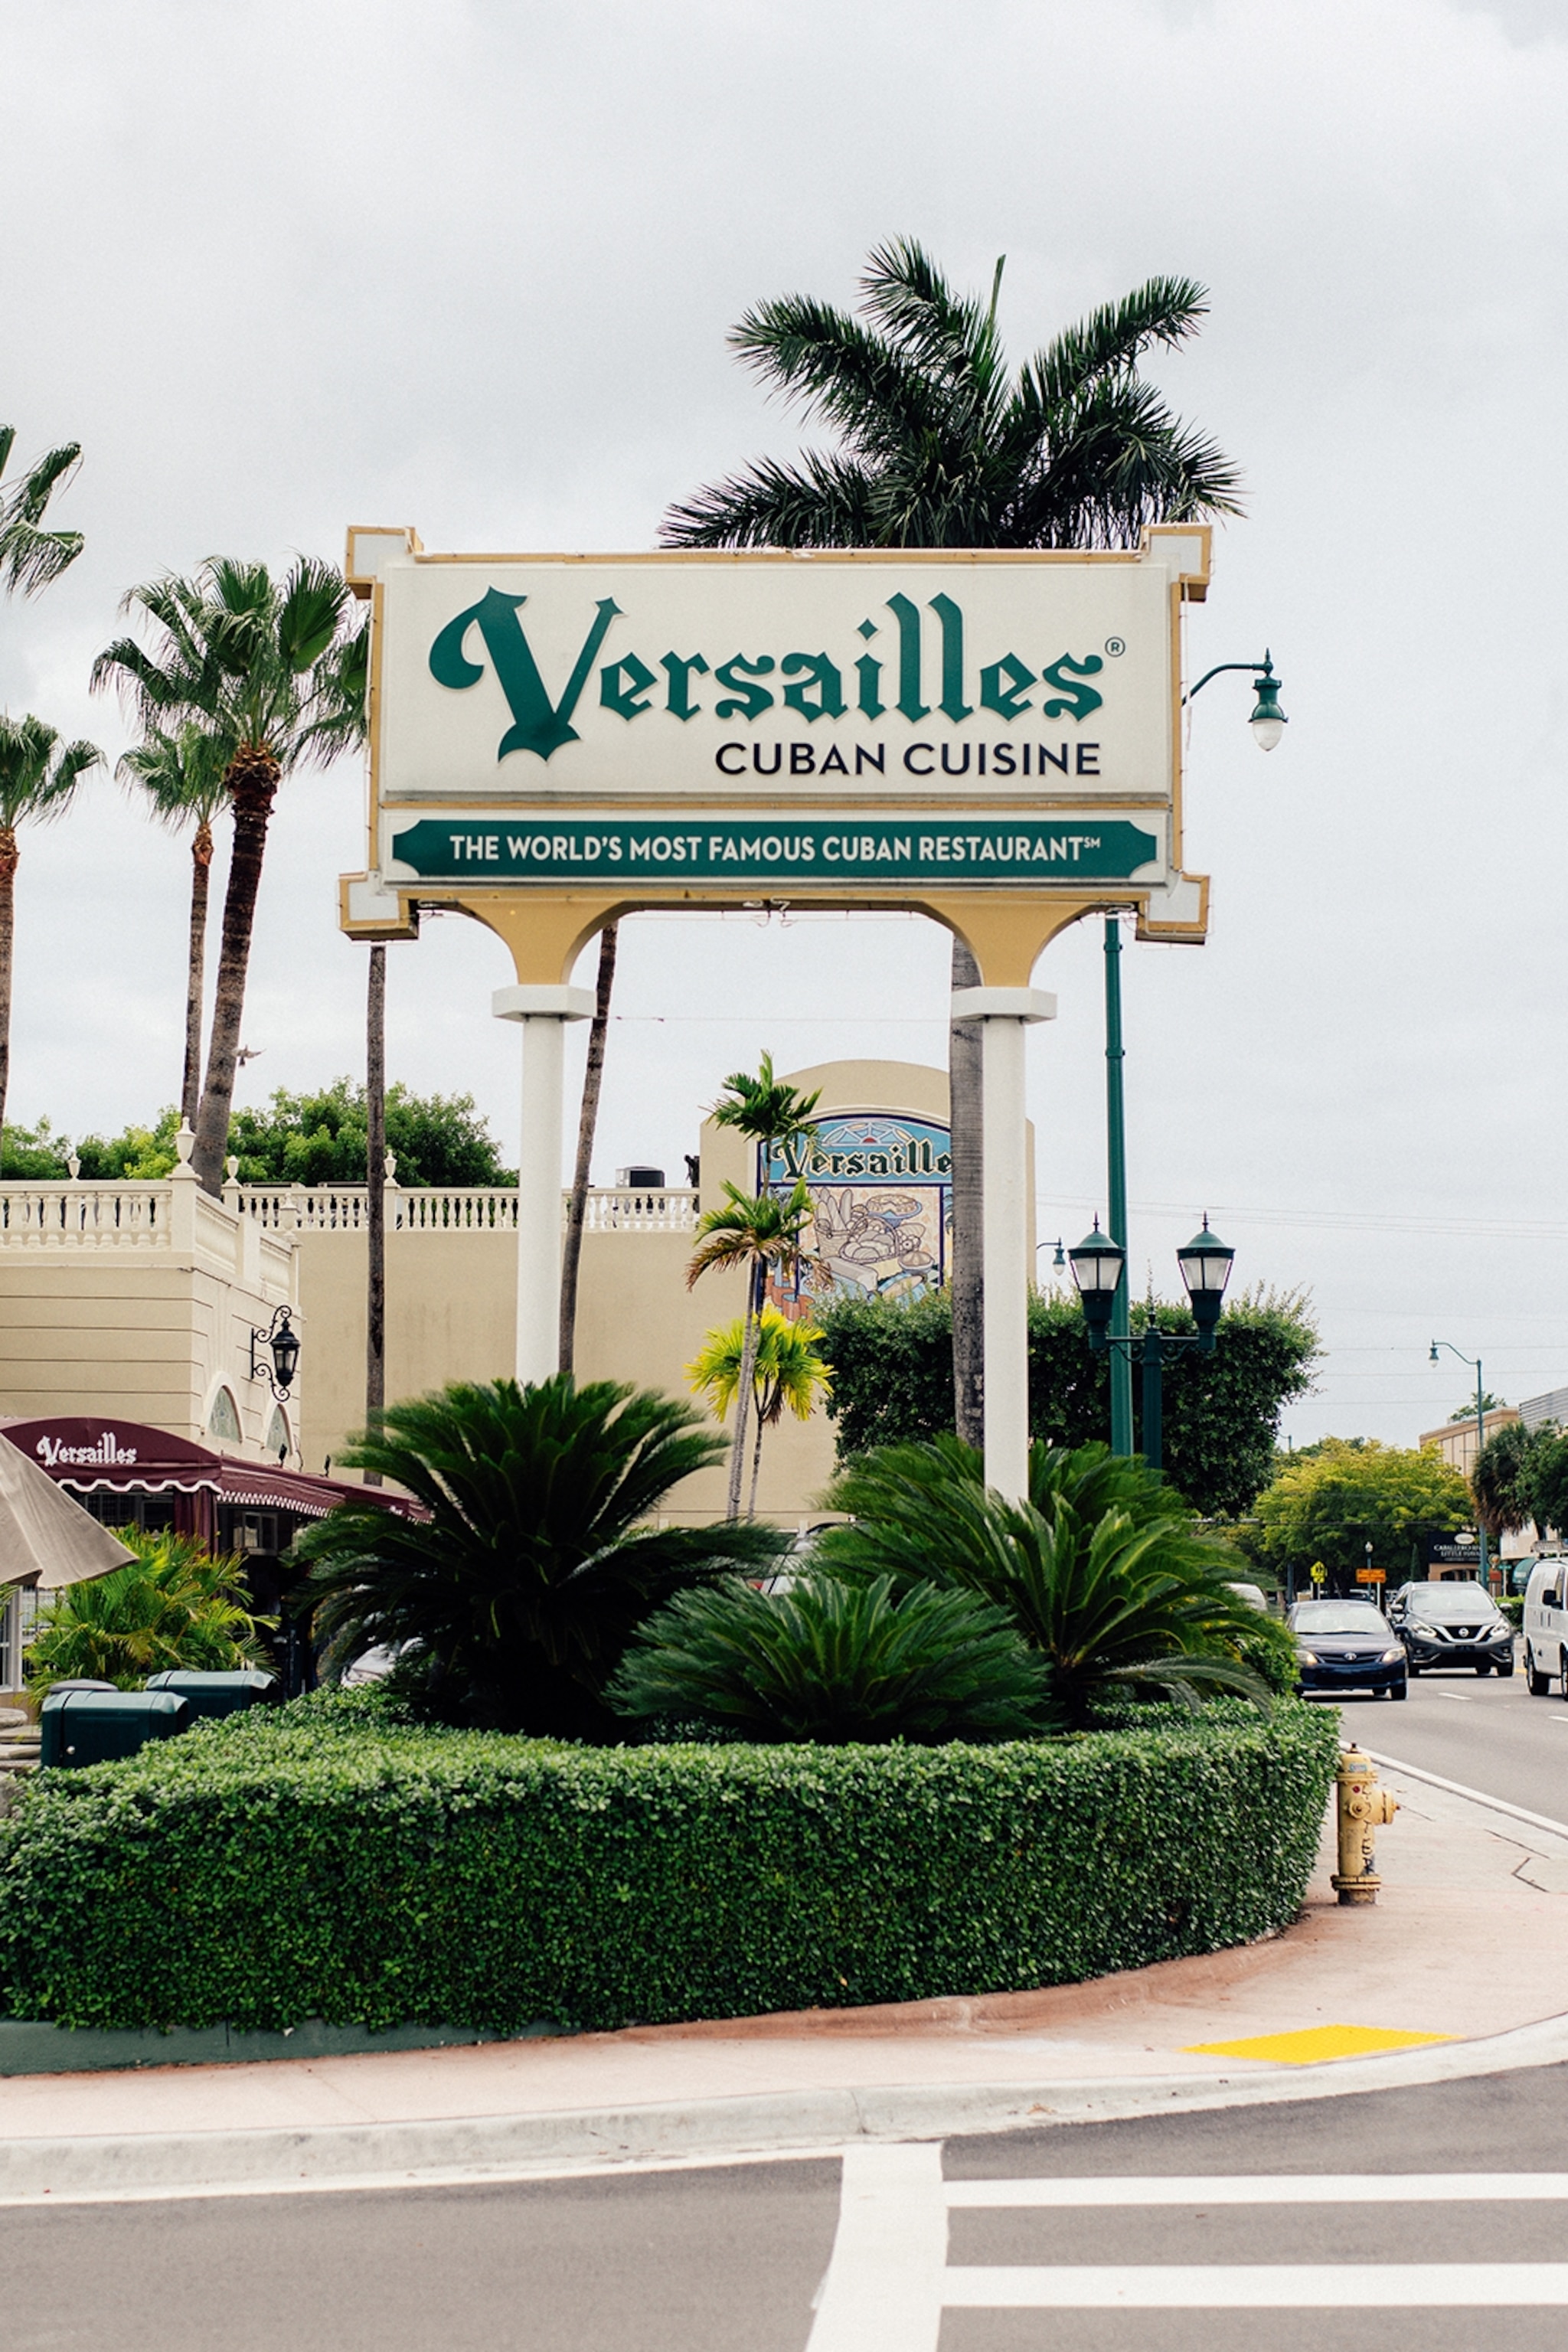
1522 1558 1568 1697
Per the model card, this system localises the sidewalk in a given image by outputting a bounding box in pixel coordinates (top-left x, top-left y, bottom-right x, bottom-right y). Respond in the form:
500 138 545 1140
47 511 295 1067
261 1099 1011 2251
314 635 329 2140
2 1755 1566 2198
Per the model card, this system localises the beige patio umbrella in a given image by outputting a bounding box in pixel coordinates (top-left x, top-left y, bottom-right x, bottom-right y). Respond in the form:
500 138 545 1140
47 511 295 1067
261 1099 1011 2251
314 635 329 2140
0 1438 136 1590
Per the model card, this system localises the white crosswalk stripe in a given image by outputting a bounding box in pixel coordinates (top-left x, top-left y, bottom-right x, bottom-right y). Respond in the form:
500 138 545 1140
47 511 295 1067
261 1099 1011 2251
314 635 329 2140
805 2148 1568 2345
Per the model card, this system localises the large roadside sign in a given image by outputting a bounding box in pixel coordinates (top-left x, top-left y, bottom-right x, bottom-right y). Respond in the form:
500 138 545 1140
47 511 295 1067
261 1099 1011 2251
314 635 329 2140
341 527 1213 956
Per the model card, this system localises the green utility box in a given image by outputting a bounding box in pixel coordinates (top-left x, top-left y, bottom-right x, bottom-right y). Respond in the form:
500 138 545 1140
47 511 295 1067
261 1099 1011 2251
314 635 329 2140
40 1690 190 1769
145 1669 279 1720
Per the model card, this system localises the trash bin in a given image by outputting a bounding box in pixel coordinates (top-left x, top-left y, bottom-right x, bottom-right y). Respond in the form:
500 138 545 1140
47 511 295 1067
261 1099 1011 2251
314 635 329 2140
145 1669 279 1720
40 1689 190 1768
44 1680 116 1694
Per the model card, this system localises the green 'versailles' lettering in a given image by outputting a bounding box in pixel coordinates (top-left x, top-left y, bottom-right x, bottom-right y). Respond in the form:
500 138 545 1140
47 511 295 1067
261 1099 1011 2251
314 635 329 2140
714 655 776 720
1040 652 1105 721
429 589 622 762
928 594 972 723
885 594 929 722
599 653 657 720
980 653 1034 720
780 653 845 721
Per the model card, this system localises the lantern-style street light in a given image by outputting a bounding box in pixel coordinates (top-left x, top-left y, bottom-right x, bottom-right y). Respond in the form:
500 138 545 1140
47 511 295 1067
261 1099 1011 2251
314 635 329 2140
1429 1339 1492 1593
1070 1217 1236 1473
249 1305 302 1403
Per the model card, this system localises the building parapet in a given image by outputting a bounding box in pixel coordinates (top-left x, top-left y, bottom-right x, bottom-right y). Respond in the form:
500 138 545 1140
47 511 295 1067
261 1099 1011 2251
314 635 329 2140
235 1184 699 1234
0 1176 297 1299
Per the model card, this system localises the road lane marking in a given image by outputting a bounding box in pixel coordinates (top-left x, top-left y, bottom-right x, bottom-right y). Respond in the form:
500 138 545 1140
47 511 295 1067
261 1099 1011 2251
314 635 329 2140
942 2174 1568 2206
807 2142 945 2352
942 2264 1568 2308
1364 1750 1568 1840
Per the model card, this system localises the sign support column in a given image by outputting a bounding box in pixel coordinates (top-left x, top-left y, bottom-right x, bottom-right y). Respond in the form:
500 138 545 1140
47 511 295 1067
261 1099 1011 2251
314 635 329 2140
493 985 595 1383
952 984 1057 1504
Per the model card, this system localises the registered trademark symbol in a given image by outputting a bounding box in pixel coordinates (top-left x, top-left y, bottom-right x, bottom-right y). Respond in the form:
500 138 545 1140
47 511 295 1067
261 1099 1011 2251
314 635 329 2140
1104 637 1126 657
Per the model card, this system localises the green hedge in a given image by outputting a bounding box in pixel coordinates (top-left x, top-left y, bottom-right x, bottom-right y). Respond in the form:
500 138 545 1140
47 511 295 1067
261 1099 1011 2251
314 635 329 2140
0 1692 1338 2034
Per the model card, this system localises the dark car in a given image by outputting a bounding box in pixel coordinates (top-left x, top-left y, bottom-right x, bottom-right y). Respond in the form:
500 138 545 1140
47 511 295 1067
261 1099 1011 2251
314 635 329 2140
1387 1580 1515 1677
1288 1599 1409 1700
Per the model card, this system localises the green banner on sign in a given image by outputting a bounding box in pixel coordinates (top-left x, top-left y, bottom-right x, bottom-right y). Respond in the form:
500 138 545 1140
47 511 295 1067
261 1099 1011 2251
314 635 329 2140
390 815 1161 886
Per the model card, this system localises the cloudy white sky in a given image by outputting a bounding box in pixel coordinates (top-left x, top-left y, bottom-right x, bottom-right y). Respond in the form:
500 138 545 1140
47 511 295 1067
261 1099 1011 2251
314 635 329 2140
2 0 1566 1445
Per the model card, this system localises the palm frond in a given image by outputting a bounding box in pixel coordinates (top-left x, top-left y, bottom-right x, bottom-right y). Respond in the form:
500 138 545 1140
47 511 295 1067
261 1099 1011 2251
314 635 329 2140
0 436 83 596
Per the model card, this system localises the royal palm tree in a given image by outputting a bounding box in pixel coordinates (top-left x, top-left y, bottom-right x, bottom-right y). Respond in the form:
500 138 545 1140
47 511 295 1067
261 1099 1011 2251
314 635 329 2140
92 560 368 1191
687 1305 835 1518
688 1178 816 1520
0 716 102 1152
664 240 1241 1447
119 723 234 1127
559 920 618 1373
291 1374 786 1735
0 427 83 598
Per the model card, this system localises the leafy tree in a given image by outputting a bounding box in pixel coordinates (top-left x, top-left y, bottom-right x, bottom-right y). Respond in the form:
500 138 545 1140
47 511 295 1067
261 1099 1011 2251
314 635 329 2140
0 426 83 597
1521 1432 1568 1547
1449 1393 1506 1421
24 1529 273 1691
663 240 1241 1439
687 1306 834 1519
226 1079 512 1188
1250 1439 1471 1595
812 1436 1266 1727
607 1573 1051 1744
93 559 368 1193
0 1116 79 1178
0 716 102 1146
815 1285 1318 1517
1473 1420 1555 1540
688 1174 817 1521
119 724 234 1128
290 1375 788 1736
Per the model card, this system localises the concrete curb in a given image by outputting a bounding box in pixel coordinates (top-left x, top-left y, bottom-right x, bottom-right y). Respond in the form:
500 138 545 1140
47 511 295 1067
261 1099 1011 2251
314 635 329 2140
6 2011 1568 2205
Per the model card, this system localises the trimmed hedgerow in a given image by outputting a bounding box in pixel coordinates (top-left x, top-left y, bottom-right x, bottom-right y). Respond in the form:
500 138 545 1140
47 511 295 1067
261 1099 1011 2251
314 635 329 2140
0 1689 1338 2035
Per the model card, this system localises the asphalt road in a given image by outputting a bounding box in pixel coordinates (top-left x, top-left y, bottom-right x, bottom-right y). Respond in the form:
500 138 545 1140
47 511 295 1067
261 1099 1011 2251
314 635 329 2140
12 2069 1568 2350
1326 1651 1568 1820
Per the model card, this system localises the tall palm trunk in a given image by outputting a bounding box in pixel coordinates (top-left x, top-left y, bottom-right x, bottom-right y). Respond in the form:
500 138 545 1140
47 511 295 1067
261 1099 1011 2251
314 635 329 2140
747 1374 776 1520
364 943 386 1486
559 922 618 1374
949 933 985 1448
193 754 277 1193
0 827 16 1164
726 1275 763 1521
181 818 214 1130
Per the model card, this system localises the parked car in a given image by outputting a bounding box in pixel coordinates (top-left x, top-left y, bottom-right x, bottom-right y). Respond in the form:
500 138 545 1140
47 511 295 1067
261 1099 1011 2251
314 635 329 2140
1287 1599 1408 1700
1387 1580 1514 1677
1522 1557 1568 1697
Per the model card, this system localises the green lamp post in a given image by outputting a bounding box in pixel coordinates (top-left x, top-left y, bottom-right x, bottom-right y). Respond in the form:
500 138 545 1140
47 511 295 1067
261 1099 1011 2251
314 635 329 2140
1429 1339 1493 1593
1070 1217 1236 1472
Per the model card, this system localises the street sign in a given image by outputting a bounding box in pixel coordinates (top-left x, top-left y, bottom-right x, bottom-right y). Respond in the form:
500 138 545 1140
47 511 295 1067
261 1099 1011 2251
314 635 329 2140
340 524 1214 950
1309 1563 1328 1585
1356 1568 1387 1584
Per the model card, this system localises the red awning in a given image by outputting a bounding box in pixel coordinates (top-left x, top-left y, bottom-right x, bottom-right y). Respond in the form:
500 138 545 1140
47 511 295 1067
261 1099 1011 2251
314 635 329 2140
0 1419 417 1519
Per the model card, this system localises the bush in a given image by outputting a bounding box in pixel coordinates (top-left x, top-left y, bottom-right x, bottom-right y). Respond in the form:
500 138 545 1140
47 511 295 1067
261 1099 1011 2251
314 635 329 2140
24 1530 273 1692
607 1575 1054 1743
0 1691 1338 2034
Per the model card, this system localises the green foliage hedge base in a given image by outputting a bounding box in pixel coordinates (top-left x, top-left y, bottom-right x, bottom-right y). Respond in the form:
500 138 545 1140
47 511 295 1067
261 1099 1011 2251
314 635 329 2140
0 1694 1338 2037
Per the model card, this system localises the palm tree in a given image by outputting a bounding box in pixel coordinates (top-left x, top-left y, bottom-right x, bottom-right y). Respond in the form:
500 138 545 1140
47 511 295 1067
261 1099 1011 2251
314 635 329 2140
92 559 368 1192
25 1528 273 1692
687 1305 835 1517
0 716 102 1152
290 1374 787 1735
119 724 234 1127
0 427 83 597
664 239 1241 1447
701 1054 821 1512
559 920 618 1372
688 1179 816 1519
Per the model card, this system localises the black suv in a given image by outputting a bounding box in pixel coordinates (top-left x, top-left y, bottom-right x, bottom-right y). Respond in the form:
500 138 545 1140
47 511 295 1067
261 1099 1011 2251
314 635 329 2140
1288 1599 1408 1700
1387 1580 1514 1677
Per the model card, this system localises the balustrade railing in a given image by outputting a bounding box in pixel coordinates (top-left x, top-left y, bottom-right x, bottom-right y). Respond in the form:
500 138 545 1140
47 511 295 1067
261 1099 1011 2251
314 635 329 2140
0 1184 171 1247
239 1184 698 1233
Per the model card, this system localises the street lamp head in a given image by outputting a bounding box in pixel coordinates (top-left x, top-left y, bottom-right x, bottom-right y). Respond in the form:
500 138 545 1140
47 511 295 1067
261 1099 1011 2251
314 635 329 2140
1068 1218 1125 1346
1249 655 1287 753
269 1311 301 1395
1429 1341 1439 1363
1177 1216 1235 1344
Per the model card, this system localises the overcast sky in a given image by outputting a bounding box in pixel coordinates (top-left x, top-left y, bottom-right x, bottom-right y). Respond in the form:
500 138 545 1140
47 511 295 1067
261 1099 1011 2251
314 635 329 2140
2 0 1566 1446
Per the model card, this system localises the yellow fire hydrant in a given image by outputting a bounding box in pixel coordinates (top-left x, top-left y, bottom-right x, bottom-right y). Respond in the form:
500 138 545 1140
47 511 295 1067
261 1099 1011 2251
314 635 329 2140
1332 1747 1398 1905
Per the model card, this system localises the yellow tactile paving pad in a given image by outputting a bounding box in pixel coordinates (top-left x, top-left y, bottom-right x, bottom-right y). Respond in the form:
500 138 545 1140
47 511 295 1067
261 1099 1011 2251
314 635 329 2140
1182 2024 1459 2066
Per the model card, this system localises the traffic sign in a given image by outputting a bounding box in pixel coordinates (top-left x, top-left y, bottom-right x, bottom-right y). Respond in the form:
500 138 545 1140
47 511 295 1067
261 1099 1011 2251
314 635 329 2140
1356 1568 1387 1584
1309 1563 1327 1585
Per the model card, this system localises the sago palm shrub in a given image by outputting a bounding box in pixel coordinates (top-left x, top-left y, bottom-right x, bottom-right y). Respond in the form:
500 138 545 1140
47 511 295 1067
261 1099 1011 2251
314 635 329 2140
24 1530 273 1692
290 1374 789 1736
815 1438 1270 1725
607 1573 1051 1745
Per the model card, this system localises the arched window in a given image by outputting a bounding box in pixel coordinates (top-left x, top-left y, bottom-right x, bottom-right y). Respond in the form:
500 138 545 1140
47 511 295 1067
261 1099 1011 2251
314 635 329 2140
207 1386 243 1446
266 1403 292 1461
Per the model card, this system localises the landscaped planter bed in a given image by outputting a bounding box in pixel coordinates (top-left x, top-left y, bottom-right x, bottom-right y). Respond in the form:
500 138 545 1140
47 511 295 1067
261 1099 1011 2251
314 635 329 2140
0 1691 1338 2036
